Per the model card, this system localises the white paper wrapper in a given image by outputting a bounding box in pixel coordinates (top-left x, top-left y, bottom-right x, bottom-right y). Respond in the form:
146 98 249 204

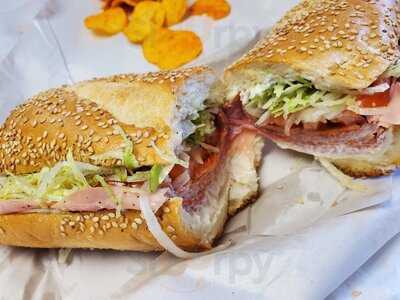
0 1 399 299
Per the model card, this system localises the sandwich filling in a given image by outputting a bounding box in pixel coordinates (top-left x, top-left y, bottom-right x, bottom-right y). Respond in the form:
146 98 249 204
0 101 250 216
229 63 400 158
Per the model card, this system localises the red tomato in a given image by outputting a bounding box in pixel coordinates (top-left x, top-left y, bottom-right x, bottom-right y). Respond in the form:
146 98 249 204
191 153 219 179
170 165 185 180
357 90 391 108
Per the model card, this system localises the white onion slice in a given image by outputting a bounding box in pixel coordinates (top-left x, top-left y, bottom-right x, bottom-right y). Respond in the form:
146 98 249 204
139 195 232 259
255 110 270 126
362 83 390 95
349 106 388 116
284 114 297 136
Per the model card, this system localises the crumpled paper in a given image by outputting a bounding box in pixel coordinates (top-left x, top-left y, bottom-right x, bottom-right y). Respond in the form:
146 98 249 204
0 0 398 299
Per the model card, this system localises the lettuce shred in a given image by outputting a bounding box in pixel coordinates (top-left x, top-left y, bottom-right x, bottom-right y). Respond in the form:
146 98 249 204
187 110 216 145
0 151 172 202
149 165 162 193
0 152 103 202
245 76 356 120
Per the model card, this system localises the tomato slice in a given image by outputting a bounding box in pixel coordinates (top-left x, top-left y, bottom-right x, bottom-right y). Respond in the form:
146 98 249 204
191 153 219 179
357 90 391 108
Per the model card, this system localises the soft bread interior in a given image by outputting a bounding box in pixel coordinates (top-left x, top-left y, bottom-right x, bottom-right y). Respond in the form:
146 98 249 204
70 70 217 157
180 132 263 247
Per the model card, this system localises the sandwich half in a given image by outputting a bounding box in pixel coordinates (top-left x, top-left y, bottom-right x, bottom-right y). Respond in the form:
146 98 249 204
0 67 263 255
224 0 400 177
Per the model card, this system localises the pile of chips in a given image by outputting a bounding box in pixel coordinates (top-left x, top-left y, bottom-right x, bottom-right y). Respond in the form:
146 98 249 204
84 0 231 69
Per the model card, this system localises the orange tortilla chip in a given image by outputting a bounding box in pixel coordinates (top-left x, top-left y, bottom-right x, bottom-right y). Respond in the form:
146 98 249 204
190 0 230 20
143 29 202 69
162 0 187 26
102 0 113 9
110 0 143 7
84 7 128 35
123 1 165 43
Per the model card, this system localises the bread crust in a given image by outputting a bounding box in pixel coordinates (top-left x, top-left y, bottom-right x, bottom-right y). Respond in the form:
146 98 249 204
0 67 215 175
225 0 400 92
0 199 205 252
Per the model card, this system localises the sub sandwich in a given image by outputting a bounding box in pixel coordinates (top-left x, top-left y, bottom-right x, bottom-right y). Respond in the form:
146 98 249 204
224 0 400 177
0 67 263 256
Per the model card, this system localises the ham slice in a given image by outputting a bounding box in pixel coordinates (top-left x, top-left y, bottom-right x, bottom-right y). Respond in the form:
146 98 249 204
52 186 169 212
0 200 40 214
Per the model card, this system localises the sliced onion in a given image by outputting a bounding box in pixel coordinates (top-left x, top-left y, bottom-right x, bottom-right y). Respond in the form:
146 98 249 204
199 142 220 153
362 82 390 95
348 106 388 116
284 114 297 136
255 110 270 126
139 195 232 259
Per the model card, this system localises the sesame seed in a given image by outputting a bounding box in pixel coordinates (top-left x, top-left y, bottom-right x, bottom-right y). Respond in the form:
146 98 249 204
131 223 138 230
119 223 127 229
134 218 143 224
92 217 99 222
101 215 110 221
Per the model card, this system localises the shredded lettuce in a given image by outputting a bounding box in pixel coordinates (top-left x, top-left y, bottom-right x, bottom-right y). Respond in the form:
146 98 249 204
0 152 163 203
245 76 356 120
126 171 150 182
114 167 128 182
149 165 162 193
187 110 216 145
150 141 189 168
0 152 103 202
116 126 139 169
